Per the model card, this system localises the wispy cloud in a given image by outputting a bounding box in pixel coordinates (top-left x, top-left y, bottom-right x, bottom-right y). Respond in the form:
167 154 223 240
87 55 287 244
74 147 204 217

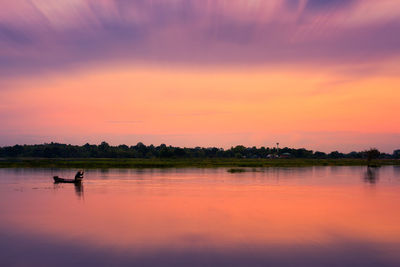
304 0 357 11
0 0 399 77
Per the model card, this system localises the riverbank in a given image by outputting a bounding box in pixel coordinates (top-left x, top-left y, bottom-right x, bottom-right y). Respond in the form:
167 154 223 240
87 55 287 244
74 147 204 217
0 158 399 168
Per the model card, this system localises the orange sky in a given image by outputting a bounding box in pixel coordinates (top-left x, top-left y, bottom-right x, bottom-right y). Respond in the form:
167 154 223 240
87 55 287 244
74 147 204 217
1 62 400 152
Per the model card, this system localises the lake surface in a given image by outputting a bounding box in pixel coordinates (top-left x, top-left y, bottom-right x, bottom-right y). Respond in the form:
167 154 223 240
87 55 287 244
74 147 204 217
1 166 400 266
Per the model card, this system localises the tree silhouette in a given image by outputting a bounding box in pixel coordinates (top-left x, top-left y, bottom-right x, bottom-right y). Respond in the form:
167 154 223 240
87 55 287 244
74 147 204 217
364 148 380 166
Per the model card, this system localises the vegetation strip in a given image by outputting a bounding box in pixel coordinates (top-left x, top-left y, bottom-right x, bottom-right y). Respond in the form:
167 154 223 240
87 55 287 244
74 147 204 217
0 158 399 169
1 142 400 159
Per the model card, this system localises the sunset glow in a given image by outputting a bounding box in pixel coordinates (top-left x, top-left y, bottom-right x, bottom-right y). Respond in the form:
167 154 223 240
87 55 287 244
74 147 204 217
1 0 399 152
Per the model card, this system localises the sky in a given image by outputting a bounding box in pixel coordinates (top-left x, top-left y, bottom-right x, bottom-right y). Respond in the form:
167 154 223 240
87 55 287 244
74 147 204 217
0 0 399 152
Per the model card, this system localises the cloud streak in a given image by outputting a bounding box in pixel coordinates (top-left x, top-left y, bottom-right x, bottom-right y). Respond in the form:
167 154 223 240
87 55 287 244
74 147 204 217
0 0 400 76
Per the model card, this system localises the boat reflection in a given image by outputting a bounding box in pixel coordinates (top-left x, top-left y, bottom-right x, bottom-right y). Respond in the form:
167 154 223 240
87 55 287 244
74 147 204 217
53 182 84 199
74 182 84 199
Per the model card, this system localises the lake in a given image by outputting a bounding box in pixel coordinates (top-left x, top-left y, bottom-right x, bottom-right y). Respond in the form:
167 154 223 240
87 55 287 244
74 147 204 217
1 166 400 266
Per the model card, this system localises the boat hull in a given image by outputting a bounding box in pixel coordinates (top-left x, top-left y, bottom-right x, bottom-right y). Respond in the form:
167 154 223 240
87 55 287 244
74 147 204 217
53 176 82 183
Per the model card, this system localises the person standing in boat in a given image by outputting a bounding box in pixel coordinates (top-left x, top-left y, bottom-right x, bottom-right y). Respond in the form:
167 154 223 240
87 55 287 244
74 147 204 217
75 170 84 181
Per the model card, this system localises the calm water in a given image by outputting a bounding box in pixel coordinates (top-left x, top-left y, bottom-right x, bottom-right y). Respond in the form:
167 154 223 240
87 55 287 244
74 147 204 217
1 166 400 266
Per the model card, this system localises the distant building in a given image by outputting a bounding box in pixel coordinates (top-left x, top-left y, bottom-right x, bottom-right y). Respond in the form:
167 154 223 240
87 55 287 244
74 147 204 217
280 153 291 159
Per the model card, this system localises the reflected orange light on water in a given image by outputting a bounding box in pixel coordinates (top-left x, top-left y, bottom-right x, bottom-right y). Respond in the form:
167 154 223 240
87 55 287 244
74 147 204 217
2 174 400 250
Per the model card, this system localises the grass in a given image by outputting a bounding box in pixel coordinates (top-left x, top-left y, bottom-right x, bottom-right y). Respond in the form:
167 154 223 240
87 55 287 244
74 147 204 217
0 158 399 169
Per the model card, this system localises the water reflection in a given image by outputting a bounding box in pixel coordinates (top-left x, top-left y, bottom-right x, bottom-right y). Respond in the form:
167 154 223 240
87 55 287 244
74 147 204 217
0 231 398 267
364 167 380 184
74 183 84 199
393 166 400 176
53 182 84 199
1 167 400 266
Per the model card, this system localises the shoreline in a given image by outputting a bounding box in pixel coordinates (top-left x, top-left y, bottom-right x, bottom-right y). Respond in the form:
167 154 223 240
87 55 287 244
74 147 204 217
0 158 399 169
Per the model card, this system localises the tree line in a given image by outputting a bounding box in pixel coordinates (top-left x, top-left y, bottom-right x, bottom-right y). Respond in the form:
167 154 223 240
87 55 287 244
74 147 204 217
0 142 399 159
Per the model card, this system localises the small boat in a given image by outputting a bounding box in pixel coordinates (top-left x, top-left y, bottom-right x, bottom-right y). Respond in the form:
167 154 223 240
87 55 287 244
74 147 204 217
53 176 82 183
53 171 84 184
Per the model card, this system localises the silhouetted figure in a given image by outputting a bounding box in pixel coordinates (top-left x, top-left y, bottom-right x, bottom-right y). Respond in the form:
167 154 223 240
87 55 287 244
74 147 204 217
75 170 84 181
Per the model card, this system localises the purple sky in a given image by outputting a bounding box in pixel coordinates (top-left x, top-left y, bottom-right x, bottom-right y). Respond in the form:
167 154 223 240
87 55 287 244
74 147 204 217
1 0 399 77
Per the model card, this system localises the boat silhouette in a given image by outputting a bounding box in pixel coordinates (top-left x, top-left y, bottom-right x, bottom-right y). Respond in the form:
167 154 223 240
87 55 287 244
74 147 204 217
53 171 84 183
